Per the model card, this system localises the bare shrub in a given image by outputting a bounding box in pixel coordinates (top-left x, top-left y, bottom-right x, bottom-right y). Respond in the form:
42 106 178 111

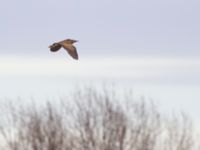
0 88 198 150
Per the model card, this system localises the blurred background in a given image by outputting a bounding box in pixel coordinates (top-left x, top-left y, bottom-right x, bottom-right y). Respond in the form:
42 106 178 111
0 0 200 123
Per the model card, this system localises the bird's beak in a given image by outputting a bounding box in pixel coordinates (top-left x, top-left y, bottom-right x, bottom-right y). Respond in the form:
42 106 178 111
48 45 51 48
74 40 78 43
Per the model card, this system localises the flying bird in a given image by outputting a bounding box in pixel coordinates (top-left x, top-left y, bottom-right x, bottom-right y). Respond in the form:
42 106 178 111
49 39 78 60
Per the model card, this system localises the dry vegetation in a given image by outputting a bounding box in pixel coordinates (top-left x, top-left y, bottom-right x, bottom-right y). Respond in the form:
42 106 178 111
0 87 198 150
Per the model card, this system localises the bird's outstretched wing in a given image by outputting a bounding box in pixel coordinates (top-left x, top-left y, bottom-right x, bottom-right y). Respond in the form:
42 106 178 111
59 41 78 60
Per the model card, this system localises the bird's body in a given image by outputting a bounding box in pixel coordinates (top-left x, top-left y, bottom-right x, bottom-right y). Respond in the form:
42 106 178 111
49 39 78 60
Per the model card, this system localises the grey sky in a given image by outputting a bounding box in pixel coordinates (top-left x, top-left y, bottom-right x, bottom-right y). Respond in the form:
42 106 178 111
1 0 200 122
1 0 200 56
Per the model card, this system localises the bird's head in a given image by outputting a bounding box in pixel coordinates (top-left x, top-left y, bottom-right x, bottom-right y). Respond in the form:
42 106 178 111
48 43 56 48
48 43 61 52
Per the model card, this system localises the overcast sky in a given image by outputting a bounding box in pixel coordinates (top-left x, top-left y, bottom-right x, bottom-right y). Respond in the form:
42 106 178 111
1 0 200 121
1 0 200 57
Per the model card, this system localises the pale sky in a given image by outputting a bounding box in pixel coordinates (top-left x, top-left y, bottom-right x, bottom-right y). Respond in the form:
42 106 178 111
1 0 200 122
1 0 200 56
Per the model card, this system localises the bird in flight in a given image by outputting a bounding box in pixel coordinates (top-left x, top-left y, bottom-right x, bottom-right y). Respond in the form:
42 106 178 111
49 39 78 60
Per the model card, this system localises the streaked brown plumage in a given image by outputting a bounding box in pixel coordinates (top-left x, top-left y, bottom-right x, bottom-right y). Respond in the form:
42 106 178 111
49 39 78 60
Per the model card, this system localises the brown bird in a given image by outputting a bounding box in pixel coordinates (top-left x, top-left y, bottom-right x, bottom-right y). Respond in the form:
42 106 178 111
49 39 78 60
